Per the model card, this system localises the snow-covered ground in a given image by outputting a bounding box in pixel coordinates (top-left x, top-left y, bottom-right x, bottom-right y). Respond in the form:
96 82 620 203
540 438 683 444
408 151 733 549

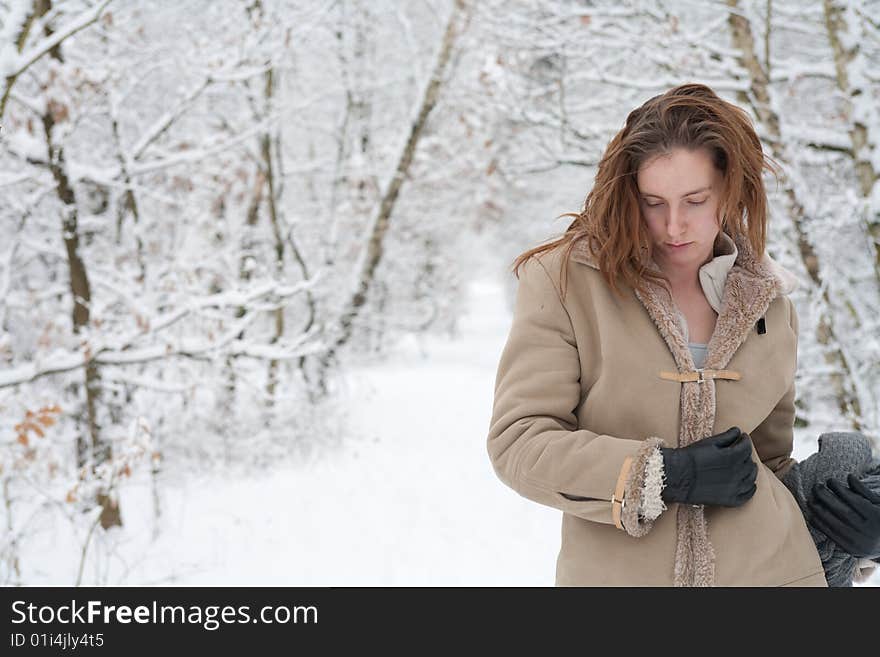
121 273 559 586
24 260 559 586
23 254 877 587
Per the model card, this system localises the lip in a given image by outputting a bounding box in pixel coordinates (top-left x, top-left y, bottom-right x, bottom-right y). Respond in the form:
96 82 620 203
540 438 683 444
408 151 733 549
667 242 693 248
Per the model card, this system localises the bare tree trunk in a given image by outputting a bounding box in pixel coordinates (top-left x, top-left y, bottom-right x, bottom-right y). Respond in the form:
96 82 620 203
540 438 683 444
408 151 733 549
0 0 112 117
823 0 880 278
764 0 772 79
150 430 161 541
3 478 21 584
296 0 377 400
111 116 146 283
286 45 320 399
35 0 120 527
260 65 286 407
727 0 864 430
316 0 472 384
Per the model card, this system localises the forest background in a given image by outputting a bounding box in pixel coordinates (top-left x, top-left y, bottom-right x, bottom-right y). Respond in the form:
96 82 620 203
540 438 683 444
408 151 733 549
1 0 878 585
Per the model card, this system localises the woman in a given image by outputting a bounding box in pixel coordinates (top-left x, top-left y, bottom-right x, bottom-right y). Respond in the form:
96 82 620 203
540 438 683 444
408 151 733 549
487 83 830 586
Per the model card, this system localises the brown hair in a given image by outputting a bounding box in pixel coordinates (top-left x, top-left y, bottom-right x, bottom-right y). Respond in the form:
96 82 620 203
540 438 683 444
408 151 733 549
511 82 781 299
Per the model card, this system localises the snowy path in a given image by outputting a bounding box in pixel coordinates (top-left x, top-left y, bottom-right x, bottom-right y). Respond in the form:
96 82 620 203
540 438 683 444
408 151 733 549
92 273 561 586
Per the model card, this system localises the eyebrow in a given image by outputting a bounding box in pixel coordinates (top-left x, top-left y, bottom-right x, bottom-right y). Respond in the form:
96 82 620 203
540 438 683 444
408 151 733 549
639 186 711 199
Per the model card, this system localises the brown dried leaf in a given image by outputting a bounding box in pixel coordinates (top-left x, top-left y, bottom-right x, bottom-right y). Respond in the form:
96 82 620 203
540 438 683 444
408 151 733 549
47 99 69 123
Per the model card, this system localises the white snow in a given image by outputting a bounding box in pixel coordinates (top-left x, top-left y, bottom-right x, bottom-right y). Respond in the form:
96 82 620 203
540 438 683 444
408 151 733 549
22 269 560 586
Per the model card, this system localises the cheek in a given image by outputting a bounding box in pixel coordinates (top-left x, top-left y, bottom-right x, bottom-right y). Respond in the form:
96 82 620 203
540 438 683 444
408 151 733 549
694 207 720 232
641 209 664 233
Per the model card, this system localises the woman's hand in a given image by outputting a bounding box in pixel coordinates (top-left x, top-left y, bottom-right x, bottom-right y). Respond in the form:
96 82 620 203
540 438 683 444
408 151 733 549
807 474 880 559
659 426 758 507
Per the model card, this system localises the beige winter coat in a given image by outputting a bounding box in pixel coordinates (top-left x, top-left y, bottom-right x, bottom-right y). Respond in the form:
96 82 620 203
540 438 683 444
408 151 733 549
487 230 827 586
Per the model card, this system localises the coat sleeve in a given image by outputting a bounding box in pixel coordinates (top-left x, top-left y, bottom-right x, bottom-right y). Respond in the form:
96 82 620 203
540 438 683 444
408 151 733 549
751 296 799 480
486 254 666 537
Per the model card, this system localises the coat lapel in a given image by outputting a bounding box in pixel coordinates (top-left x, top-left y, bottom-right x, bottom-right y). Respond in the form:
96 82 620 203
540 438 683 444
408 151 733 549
704 258 779 371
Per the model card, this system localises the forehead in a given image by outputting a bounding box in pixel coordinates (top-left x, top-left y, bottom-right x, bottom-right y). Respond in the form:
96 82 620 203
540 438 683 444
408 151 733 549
636 148 718 195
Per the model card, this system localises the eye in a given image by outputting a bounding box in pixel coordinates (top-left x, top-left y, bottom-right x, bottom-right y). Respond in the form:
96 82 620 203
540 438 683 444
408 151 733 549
644 201 662 207
688 199 707 206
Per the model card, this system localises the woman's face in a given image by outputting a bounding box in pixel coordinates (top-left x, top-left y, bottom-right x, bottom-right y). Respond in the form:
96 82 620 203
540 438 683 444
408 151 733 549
636 147 723 278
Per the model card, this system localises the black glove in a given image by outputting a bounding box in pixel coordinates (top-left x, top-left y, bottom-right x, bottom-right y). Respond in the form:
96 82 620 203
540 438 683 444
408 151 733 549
807 473 880 559
659 426 758 507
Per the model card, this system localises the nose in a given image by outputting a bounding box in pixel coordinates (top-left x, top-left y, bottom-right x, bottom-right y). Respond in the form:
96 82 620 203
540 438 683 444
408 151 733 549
666 207 687 240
